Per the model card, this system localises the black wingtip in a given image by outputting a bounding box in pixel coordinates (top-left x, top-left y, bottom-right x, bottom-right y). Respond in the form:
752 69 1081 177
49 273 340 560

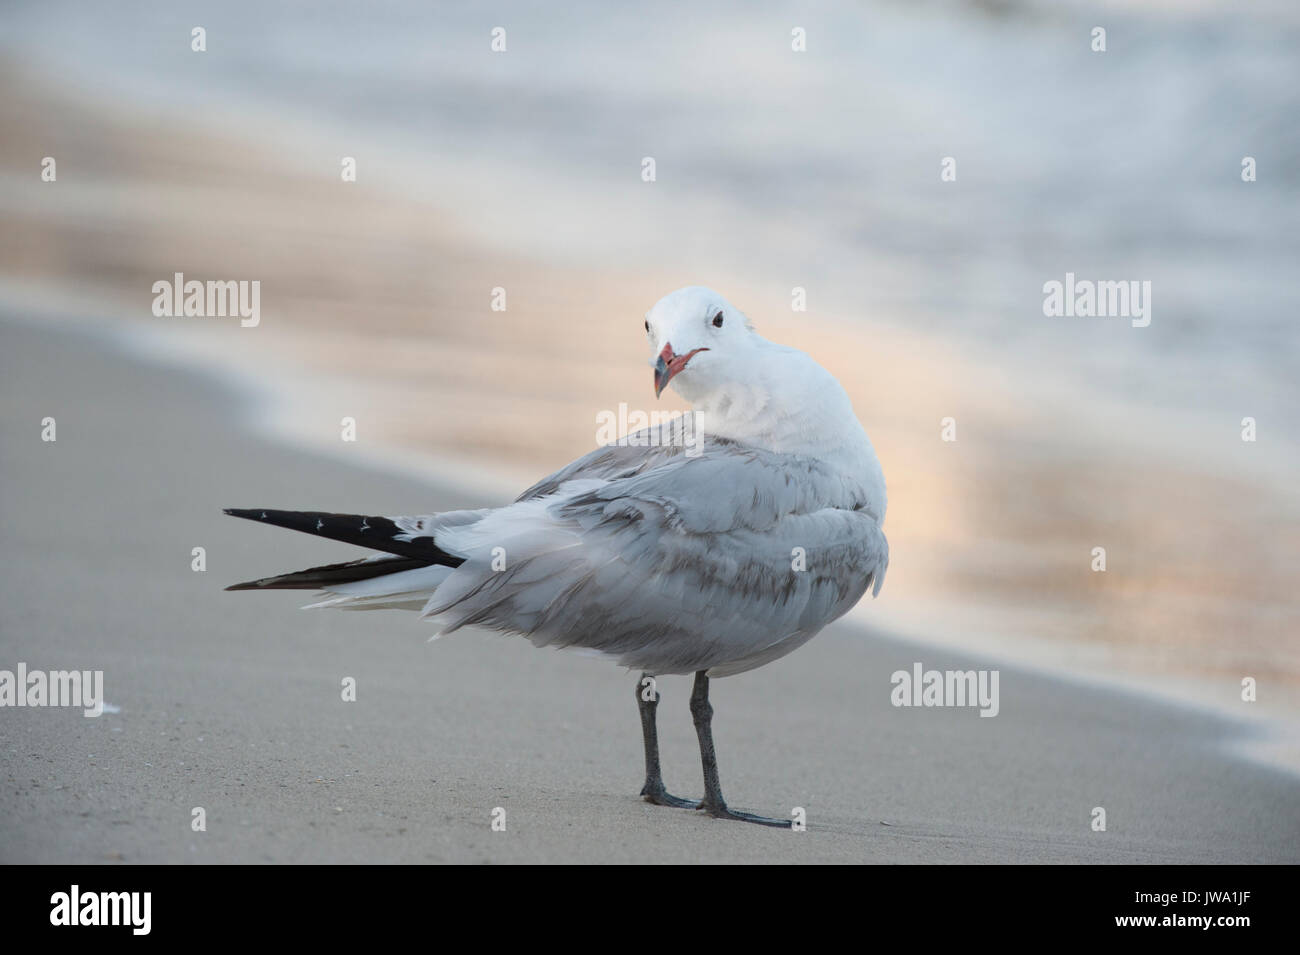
220 507 466 566
224 554 437 592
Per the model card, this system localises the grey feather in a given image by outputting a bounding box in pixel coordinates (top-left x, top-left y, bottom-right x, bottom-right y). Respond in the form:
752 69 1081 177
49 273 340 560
424 420 888 676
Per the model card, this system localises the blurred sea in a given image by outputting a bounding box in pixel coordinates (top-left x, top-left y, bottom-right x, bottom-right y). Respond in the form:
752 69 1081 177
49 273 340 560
3 0 1298 451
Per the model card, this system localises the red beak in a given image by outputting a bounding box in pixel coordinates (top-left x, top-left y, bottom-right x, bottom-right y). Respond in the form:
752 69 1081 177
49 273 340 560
653 343 709 398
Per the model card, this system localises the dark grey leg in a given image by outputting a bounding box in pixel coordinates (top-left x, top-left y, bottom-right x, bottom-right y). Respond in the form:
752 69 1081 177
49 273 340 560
690 670 792 827
637 672 696 808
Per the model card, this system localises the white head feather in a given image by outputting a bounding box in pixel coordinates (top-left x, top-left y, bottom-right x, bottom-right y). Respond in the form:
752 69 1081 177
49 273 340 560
644 287 886 516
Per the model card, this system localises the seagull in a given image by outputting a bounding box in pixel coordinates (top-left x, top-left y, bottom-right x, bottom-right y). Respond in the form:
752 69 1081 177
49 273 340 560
224 287 888 827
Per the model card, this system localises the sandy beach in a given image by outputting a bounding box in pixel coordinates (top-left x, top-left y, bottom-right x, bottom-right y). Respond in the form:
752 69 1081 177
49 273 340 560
2 1 1298 866
2 319 1297 864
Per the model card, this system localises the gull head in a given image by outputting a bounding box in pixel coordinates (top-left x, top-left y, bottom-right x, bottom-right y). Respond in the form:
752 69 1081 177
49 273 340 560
645 286 757 400
640 286 883 494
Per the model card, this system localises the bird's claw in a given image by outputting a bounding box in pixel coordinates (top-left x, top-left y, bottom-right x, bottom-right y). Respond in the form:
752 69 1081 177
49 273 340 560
640 783 699 809
695 799 793 828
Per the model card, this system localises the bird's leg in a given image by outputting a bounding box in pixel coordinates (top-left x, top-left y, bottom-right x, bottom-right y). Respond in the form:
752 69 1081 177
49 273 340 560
690 670 792 827
637 672 696 808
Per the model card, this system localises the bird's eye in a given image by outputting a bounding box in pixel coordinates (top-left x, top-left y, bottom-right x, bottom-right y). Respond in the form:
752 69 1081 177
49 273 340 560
644 320 650 333
712 311 724 328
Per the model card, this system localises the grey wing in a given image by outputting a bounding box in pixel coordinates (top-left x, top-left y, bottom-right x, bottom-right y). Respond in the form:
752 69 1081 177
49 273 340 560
515 414 712 501
424 444 888 676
